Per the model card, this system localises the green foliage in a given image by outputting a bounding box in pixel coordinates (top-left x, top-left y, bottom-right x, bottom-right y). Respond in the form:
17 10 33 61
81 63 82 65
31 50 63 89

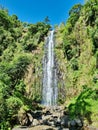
28 24 38 34
84 0 98 26
63 33 79 60
68 88 98 124
69 88 92 117
23 22 51 51
0 7 51 129
15 80 26 95
6 97 23 115
69 4 82 15
71 58 78 70
90 26 98 53
7 54 31 85
55 0 98 127
68 4 82 27
0 10 12 29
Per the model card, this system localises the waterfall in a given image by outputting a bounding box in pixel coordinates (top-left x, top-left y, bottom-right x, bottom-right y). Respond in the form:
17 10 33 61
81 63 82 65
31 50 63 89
42 30 58 106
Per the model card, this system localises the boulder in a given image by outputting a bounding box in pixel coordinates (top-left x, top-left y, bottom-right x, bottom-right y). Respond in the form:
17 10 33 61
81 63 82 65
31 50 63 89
42 107 52 116
27 113 33 124
18 112 29 126
70 120 76 127
61 115 70 127
42 115 52 125
32 119 39 126
32 110 42 119
54 117 61 126
75 118 83 127
18 109 33 126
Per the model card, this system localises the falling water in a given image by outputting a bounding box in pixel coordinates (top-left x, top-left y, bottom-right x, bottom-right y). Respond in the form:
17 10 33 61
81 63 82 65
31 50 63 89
42 30 58 106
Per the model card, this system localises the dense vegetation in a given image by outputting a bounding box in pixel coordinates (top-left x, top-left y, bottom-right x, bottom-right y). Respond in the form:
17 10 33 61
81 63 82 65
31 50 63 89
55 0 98 127
0 8 51 129
0 0 98 129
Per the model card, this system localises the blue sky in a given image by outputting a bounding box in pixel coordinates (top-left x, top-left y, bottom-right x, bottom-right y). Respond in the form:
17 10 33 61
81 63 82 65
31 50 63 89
0 0 84 25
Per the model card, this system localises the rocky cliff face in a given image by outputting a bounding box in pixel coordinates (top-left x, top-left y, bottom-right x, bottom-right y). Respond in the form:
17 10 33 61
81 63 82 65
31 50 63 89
24 44 44 102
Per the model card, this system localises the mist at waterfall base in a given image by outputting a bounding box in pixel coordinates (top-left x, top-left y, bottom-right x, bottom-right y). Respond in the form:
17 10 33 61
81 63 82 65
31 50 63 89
42 31 58 106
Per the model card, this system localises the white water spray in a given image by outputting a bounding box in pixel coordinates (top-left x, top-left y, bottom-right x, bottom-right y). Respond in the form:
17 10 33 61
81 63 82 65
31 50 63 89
42 31 58 106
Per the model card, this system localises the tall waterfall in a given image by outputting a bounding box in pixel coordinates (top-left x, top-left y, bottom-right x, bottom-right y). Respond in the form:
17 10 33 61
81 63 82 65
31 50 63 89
42 30 58 106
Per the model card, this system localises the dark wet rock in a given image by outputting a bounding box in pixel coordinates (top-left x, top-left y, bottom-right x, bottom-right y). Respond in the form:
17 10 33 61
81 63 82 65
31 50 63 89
42 115 52 125
32 110 42 119
43 110 52 116
16 106 83 130
75 118 83 127
61 115 70 127
55 118 61 126
70 120 76 126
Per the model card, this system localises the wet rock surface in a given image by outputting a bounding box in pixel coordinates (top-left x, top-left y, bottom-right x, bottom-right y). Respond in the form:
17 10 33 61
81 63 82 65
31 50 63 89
13 106 84 130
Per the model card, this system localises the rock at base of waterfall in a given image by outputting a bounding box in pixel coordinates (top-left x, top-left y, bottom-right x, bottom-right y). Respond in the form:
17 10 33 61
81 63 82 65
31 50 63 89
32 119 40 126
29 125 59 130
16 106 83 130
18 110 33 126
61 115 70 128
75 118 83 127
32 110 42 119
12 126 28 130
